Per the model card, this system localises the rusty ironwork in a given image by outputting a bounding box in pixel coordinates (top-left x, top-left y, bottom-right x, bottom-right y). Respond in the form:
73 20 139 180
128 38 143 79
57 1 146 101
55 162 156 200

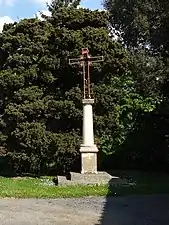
69 48 103 99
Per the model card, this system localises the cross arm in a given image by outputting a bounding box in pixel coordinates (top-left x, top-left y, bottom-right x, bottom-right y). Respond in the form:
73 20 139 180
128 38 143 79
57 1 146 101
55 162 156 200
69 56 104 65
88 56 104 63
69 57 83 65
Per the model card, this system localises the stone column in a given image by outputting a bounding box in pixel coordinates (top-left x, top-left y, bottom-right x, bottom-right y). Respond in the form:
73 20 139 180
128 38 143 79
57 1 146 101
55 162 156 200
80 99 98 174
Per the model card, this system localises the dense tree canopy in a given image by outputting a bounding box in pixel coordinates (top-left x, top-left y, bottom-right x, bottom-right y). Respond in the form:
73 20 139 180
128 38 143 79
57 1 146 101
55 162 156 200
104 0 169 170
0 0 168 175
104 0 169 54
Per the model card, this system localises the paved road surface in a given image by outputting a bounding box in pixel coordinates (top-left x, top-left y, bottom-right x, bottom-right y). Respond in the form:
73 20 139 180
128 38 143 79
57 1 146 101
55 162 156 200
0 196 168 225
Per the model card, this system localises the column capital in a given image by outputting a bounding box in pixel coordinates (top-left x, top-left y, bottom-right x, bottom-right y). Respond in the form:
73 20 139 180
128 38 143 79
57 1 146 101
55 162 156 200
82 99 94 104
80 145 99 153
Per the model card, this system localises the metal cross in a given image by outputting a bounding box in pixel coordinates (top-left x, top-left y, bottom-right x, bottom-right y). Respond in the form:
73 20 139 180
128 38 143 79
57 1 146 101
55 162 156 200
69 48 103 99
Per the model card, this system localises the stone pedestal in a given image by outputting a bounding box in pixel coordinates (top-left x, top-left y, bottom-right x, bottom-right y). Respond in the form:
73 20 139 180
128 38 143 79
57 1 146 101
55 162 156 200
57 99 122 186
58 172 120 186
80 145 98 174
80 99 98 174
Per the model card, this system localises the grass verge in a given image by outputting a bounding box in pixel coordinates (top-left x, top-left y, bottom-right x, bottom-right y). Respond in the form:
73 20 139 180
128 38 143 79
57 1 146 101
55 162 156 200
0 171 168 198
0 177 108 198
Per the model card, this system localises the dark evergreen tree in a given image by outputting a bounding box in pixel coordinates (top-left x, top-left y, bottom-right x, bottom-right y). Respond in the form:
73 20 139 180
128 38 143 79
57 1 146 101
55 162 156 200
0 1 161 174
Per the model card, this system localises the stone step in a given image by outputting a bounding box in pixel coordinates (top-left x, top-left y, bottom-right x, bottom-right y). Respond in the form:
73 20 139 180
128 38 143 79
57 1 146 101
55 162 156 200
57 172 122 186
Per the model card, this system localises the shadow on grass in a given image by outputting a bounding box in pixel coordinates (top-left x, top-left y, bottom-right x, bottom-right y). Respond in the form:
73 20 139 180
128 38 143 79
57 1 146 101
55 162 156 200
96 171 169 225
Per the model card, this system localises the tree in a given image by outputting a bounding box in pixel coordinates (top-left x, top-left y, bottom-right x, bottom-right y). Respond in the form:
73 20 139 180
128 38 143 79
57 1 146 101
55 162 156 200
47 0 81 10
0 1 161 174
0 18 81 174
104 0 169 55
104 0 169 170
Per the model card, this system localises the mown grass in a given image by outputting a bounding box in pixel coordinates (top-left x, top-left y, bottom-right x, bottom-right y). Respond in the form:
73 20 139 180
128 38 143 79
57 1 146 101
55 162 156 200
108 170 169 196
0 177 108 198
0 170 168 198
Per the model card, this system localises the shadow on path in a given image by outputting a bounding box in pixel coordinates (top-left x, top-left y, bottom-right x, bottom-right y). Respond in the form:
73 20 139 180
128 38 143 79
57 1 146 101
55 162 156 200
96 179 169 225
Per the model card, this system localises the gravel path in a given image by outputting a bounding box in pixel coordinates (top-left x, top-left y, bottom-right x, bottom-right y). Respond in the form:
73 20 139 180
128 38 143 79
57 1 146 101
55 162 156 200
0 195 168 225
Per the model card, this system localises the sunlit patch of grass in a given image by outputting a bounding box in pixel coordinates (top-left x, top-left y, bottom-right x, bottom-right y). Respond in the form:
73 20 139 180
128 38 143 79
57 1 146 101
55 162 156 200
0 177 109 198
0 171 168 198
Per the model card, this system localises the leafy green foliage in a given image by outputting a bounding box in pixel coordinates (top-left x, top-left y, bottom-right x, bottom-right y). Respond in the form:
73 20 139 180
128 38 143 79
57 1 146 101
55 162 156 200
104 0 169 54
103 0 169 170
0 0 164 174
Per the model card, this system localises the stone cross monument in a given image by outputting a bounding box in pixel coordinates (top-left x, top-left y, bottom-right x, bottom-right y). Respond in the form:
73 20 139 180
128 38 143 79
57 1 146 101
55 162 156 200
69 48 103 174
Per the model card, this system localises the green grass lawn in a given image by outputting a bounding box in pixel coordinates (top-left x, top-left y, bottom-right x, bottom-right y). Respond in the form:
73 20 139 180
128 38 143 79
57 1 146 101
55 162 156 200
0 171 169 198
0 177 108 198
108 170 169 196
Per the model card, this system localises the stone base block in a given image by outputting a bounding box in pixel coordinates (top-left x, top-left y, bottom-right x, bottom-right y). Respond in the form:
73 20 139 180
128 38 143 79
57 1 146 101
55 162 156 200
58 172 119 186
80 145 99 174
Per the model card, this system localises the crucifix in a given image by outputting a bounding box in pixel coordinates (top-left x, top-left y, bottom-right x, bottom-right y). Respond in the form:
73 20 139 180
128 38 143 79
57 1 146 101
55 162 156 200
69 48 104 174
69 48 103 99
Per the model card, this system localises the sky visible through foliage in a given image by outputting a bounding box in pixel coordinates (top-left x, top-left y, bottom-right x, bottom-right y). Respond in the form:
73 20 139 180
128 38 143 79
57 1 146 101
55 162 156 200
0 0 102 32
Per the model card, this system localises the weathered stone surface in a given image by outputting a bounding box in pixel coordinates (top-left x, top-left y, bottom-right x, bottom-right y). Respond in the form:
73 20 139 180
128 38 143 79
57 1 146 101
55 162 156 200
80 98 99 174
58 172 119 186
80 145 98 174
80 145 98 153
82 99 94 104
